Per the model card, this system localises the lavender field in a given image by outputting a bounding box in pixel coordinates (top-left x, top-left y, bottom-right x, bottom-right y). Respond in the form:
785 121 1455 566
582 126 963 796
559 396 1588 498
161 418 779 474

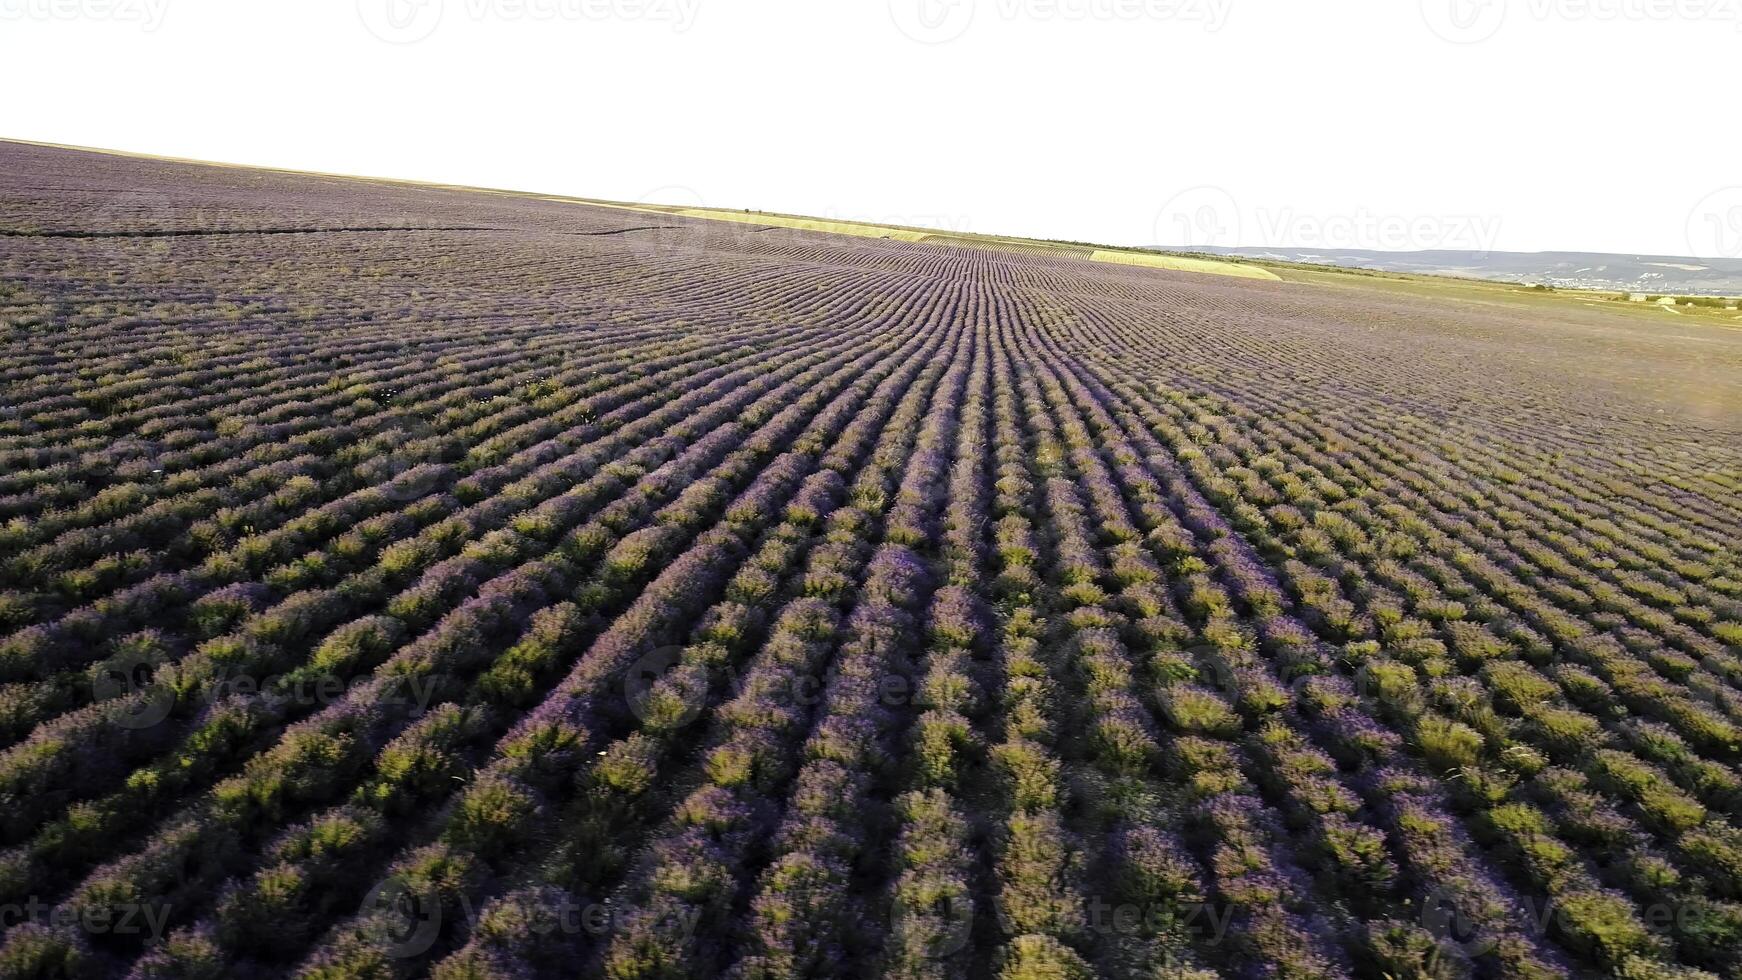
1 141 1740 980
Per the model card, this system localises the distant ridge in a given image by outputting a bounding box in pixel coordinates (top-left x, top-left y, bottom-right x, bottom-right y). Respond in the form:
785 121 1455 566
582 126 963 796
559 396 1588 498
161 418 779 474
1189 246 1742 296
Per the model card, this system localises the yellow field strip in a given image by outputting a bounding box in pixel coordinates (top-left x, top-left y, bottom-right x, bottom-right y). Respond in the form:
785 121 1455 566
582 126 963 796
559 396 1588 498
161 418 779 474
1087 248 1282 281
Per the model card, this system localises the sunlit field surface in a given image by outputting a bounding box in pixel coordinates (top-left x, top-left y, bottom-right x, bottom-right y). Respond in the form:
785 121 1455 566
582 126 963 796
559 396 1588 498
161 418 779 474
0 141 1739 980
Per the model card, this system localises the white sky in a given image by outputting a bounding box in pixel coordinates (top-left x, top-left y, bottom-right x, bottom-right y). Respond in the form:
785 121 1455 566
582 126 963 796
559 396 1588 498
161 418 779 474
3 0 1739 257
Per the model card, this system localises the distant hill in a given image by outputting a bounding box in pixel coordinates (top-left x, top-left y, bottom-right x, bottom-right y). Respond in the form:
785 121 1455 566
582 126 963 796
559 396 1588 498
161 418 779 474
1190 247 1742 296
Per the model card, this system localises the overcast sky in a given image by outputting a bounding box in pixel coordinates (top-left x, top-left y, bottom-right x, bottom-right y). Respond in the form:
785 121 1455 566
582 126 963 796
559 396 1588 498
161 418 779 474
3 0 1738 257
